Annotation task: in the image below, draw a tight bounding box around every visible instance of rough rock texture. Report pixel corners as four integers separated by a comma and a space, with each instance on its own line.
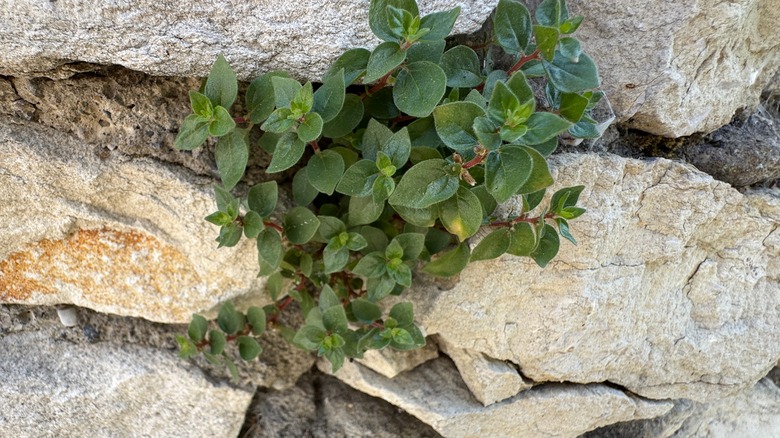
586, 378, 780, 437
356, 339, 439, 378
411, 154, 780, 402
0, 120, 263, 323
244, 371, 442, 437
571, 0, 780, 136
0, 0, 495, 80
320, 357, 673, 438
438, 336, 532, 406
0, 330, 253, 437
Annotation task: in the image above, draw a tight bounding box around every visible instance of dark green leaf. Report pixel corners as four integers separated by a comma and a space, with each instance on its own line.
531, 223, 560, 267
389, 302, 414, 327
247, 307, 266, 336
530, 137, 558, 157
516, 146, 554, 194
367, 274, 396, 301
485, 146, 533, 203
297, 112, 323, 143
322, 305, 349, 333
550, 185, 585, 213
409, 146, 442, 163
536, 0, 567, 27
392, 204, 437, 227
267, 133, 306, 173
306, 150, 344, 195
362, 118, 394, 162
438, 186, 483, 242
471, 185, 498, 218
493, 0, 533, 56
261, 108, 295, 133
189, 91, 213, 117
215, 129, 248, 190
300, 253, 314, 277
364, 87, 400, 120
353, 252, 387, 278
272, 76, 303, 109
257, 228, 283, 272
246, 71, 288, 124
217, 223, 243, 248
381, 127, 411, 168
556, 218, 576, 244
389, 159, 459, 209
359, 226, 389, 254
322, 94, 364, 138
464, 89, 487, 108
482, 69, 509, 101
419, 7, 460, 40
336, 160, 380, 196
217, 302, 244, 335
365, 42, 406, 83
325, 48, 370, 85
284, 207, 320, 244
188, 314, 208, 342
293, 325, 327, 351
422, 242, 470, 277
433, 101, 485, 153
471, 228, 511, 261
524, 189, 547, 211
248, 181, 278, 217
313, 69, 346, 123
348, 195, 385, 226
174, 114, 210, 150
293, 168, 319, 206
369, 0, 419, 42
473, 116, 502, 150
408, 116, 443, 148
518, 112, 571, 145
209, 330, 226, 355
319, 284, 342, 310
543, 51, 600, 93
351, 298, 382, 323
507, 222, 538, 256
393, 61, 447, 118
204, 54, 237, 109
317, 215, 346, 240
214, 185, 236, 214
406, 40, 446, 64
440, 46, 483, 88
559, 92, 589, 123
243, 211, 265, 238
323, 241, 350, 274
237, 336, 262, 361
392, 233, 426, 261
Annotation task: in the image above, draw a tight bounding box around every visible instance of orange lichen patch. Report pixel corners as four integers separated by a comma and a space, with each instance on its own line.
0, 228, 206, 319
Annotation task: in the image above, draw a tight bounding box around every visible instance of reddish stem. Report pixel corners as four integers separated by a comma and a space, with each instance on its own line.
263, 221, 283, 233
233, 116, 249, 124
462, 154, 485, 170
490, 212, 556, 227
310, 140, 321, 153
361, 70, 395, 99
508, 49, 541, 75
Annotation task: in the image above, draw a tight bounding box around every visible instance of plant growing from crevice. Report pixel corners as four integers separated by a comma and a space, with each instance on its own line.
175, 0, 605, 378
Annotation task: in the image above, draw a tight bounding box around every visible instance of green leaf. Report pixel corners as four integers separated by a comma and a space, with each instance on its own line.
358, 226, 389, 254
267, 133, 306, 173
293, 168, 319, 206
323, 241, 350, 274
204, 54, 237, 109
387, 260, 412, 287
543, 51, 600, 93
293, 325, 327, 351
346, 232, 369, 251
351, 298, 382, 323
291, 82, 315, 115
381, 127, 411, 168
248, 181, 278, 217
389, 302, 414, 327
536, 0, 567, 27
482, 70, 509, 101
438, 186, 483, 242
237, 336, 262, 361
533, 25, 559, 61
518, 112, 571, 145
188, 314, 208, 342
406, 40, 446, 64
386, 5, 415, 40
189, 91, 213, 117
174, 114, 210, 150
393, 204, 437, 227
506, 71, 535, 107
209, 106, 235, 137
525, 189, 547, 211
560, 15, 583, 34
317, 216, 347, 240
322, 305, 349, 333
559, 92, 589, 123
322, 94, 364, 138
531, 224, 560, 267
440, 46, 483, 88
422, 242, 470, 277
409, 146, 442, 163
353, 252, 388, 278
319, 284, 342, 310
471, 228, 512, 261
556, 218, 576, 244
473, 116, 502, 150
348, 195, 385, 226
516, 146, 554, 194
362, 118, 394, 162
257, 228, 283, 272
393, 233, 426, 261
176, 335, 197, 359
217, 302, 244, 335
369, 0, 419, 42
419, 7, 460, 40
530, 137, 559, 157
365, 42, 406, 83
215, 129, 248, 190
261, 108, 295, 133
561, 206, 586, 219
336, 160, 380, 197
323, 347, 346, 372
559, 37, 582, 62
272, 76, 303, 108
306, 150, 345, 196
485, 146, 533, 204
224, 356, 240, 382
364, 87, 400, 120
247, 307, 267, 336
217, 223, 243, 248
325, 48, 370, 85
389, 159, 460, 209
471, 185, 498, 218
243, 211, 265, 238
493, 0, 533, 56
488, 81, 527, 126
507, 222, 539, 256
313, 69, 346, 123
367, 274, 396, 301
372, 174, 395, 203
551, 185, 585, 213
209, 330, 226, 355
214, 185, 237, 215
266, 272, 284, 300
393, 61, 446, 118
246, 71, 288, 124
433, 101, 485, 153
297, 112, 323, 143
284, 207, 320, 244
205, 211, 232, 226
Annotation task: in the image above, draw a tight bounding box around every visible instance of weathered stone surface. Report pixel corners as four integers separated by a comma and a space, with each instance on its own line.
245, 371, 441, 437
320, 357, 673, 438
411, 154, 780, 402
438, 336, 532, 406
0, 0, 495, 81
571, 0, 780, 136
0, 330, 253, 437
0, 120, 263, 323
357, 339, 439, 378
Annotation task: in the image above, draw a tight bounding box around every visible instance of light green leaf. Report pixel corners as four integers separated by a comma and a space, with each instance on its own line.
438, 186, 483, 242
284, 207, 320, 244
267, 133, 306, 173
533, 25, 559, 61
297, 112, 323, 143
389, 159, 459, 209
204, 54, 238, 109
507, 222, 539, 256
422, 242, 470, 277
174, 114, 210, 151
322, 304, 349, 333
215, 129, 247, 190
393, 61, 447, 118
433, 101, 485, 153
372, 174, 395, 203
353, 252, 387, 278
440, 46, 483, 88
261, 108, 295, 133
313, 69, 346, 122
189, 91, 213, 117
559, 92, 589, 123
291, 81, 314, 115
381, 127, 411, 168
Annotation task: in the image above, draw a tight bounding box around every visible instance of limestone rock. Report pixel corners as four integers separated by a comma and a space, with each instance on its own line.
438, 336, 532, 406
320, 357, 673, 438
356, 340, 439, 378
0, 330, 253, 437
571, 0, 780, 136
0, 0, 496, 81
0, 120, 263, 323
412, 154, 780, 402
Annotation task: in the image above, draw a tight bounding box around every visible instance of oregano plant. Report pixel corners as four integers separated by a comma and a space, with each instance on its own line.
175, 0, 605, 378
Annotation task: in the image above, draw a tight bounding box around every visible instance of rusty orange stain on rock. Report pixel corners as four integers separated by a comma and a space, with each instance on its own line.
0, 228, 204, 318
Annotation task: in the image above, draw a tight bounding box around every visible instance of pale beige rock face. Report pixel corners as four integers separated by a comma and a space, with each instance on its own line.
357, 340, 439, 378
411, 154, 780, 402
0, 120, 264, 323
0, 331, 253, 437
572, 0, 780, 136
0, 0, 496, 80
320, 357, 673, 438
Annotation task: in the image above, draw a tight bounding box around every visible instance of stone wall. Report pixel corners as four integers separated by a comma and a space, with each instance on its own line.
1, 1, 778, 437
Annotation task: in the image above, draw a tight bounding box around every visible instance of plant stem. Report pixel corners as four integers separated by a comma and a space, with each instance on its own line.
264, 221, 284, 233
508, 49, 540, 75
490, 211, 556, 227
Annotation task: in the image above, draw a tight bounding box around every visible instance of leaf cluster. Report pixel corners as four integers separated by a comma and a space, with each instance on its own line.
176, 0, 602, 374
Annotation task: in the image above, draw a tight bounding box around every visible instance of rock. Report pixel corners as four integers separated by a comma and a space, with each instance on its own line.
320, 357, 673, 438
0, 330, 253, 437
356, 340, 439, 379
0, 0, 496, 81
0, 119, 264, 323
55, 306, 79, 327
245, 371, 441, 437
411, 154, 780, 402
571, 0, 780, 136
437, 336, 532, 406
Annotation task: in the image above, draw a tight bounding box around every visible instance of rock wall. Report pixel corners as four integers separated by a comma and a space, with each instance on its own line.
1, 0, 778, 437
